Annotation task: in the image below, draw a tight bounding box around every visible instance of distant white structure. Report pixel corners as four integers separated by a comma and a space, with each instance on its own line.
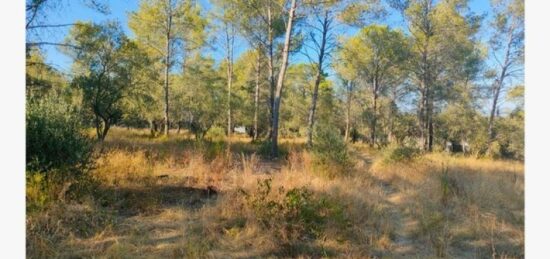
234, 126, 246, 134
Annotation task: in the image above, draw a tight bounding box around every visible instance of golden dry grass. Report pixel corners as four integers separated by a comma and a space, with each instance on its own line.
26, 128, 524, 258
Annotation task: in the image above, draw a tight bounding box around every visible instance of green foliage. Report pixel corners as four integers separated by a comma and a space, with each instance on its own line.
241, 179, 347, 241
129, 0, 206, 60
63, 21, 149, 140
312, 125, 351, 176
26, 48, 67, 100
26, 93, 94, 177
281, 64, 312, 134
489, 111, 524, 160
339, 1, 386, 26
230, 49, 264, 130
175, 54, 225, 139
192, 140, 227, 160
436, 101, 488, 155
381, 144, 421, 164
258, 140, 288, 159
481, 85, 524, 160
26, 173, 55, 212
205, 126, 226, 142
486, 141, 503, 160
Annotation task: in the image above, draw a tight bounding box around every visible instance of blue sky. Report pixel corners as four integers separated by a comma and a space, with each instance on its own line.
34, 0, 493, 72
32, 0, 522, 115
32, 0, 520, 114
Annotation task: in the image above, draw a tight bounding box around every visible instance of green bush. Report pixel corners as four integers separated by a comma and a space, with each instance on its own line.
486, 141, 502, 160
26, 173, 55, 212
26, 93, 94, 178
382, 144, 421, 164
312, 125, 351, 175
258, 140, 289, 158
489, 113, 524, 160
193, 140, 226, 160
205, 126, 226, 142
26, 93, 97, 211
241, 179, 347, 242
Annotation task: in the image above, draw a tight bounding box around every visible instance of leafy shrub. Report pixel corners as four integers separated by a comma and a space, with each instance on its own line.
489, 114, 524, 160
26, 173, 55, 212
312, 125, 351, 176
486, 141, 503, 160
241, 179, 347, 242
26, 93, 94, 178
381, 144, 421, 164
258, 140, 289, 158
194, 140, 226, 160
205, 126, 226, 142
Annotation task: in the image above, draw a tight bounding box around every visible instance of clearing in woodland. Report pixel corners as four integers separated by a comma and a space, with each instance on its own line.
27, 128, 524, 258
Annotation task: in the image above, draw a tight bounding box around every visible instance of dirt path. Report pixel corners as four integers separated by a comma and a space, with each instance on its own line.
351, 148, 423, 258
384, 185, 420, 258
71, 148, 427, 258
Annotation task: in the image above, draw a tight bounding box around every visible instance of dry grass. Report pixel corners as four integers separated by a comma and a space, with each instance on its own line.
27, 128, 524, 258
369, 152, 524, 258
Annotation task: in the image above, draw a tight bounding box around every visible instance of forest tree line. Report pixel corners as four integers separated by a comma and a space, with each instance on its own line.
26, 0, 524, 160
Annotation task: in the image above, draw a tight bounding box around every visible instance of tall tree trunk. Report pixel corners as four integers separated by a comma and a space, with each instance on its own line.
163, 13, 172, 136
306, 69, 322, 147
419, 47, 430, 151
488, 31, 514, 143
306, 10, 329, 147
267, 2, 275, 138
271, 0, 297, 157
423, 85, 431, 151
418, 85, 426, 148
388, 87, 397, 144
225, 25, 234, 137
253, 47, 261, 141
101, 119, 110, 142
370, 77, 378, 147
487, 82, 501, 141
149, 119, 155, 137
427, 92, 433, 151
344, 80, 352, 142
95, 114, 102, 141
388, 112, 394, 143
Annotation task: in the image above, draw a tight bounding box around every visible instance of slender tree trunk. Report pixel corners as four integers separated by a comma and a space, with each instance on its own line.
344, 80, 352, 142
95, 114, 102, 141
149, 119, 155, 137
271, 0, 297, 157
163, 14, 172, 136
370, 77, 378, 147
419, 48, 429, 151
418, 85, 426, 148
267, 2, 275, 138
427, 94, 433, 151
487, 83, 501, 141
253, 47, 261, 141
306, 10, 329, 147
423, 86, 431, 151
388, 88, 397, 144
101, 119, 110, 141
488, 31, 514, 142
424, 68, 433, 151
225, 25, 234, 137
306, 69, 322, 147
